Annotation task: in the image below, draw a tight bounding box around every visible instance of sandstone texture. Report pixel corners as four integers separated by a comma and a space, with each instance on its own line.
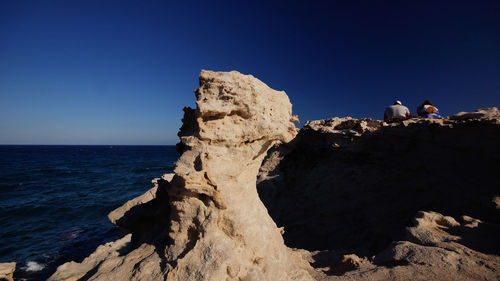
0, 262, 16, 281
163, 70, 310, 281
258, 108, 500, 280
50, 70, 499, 281
50, 70, 311, 281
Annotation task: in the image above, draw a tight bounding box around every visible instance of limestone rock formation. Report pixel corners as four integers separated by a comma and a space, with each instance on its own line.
257, 108, 500, 280
108, 174, 174, 229
0, 262, 16, 281
49, 174, 173, 281
49, 69, 499, 281
50, 70, 311, 281
48, 234, 134, 281
164, 70, 310, 281
449, 107, 499, 120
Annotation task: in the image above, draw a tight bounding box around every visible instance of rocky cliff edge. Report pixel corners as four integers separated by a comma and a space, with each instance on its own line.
50, 71, 500, 281
257, 107, 500, 280
49, 70, 312, 281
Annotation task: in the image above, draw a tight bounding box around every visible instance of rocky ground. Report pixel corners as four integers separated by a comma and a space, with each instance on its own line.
49, 71, 499, 280
258, 108, 500, 280
0, 262, 16, 281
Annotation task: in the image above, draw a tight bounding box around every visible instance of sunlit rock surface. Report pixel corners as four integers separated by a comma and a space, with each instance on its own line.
163, 70, 311, 281
49, 70, 499, 281
0, 262, 16, 281
49, 70, 311, 281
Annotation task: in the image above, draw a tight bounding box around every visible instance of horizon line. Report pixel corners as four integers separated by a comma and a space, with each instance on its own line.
0, 144, 177, 146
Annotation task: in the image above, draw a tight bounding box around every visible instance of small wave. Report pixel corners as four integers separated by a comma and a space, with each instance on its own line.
59, 228, 85, 241
25, 261, 45, 272
0, 183, 21, 189
132, 166, 173, 173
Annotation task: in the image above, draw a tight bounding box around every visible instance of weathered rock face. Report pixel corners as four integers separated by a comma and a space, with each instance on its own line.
49, 70, 499, 281
164, 70, 310, 281
257, 108, 500, 280
0, 262, 16, 281
49, 70, 311, 281
49, 175, 172, 281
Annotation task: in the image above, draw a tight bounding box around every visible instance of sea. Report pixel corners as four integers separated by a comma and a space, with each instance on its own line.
0, 145, 179, 280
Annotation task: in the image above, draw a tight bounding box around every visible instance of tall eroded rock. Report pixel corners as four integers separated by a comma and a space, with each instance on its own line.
48, 72, 499, 280
49, 70, 311, 281
165, 70, 311, 280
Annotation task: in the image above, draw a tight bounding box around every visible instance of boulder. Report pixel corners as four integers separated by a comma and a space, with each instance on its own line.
0, 262, 16, 281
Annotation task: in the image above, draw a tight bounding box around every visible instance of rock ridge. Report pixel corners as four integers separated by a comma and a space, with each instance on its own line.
49, 70, 500, 281
257, 107, 500, 280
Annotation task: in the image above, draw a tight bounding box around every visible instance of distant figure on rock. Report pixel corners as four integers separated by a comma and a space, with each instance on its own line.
417, 100, 441, 118
384, 100, 411, 121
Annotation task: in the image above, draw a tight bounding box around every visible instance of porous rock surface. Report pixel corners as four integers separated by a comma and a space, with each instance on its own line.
0, 262, 16, 281
49, 70, 312, 281
49, 69, 499, 281
258, 108, 500, 280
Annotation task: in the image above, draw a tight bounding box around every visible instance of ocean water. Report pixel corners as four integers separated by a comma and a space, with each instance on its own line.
0, 145, 178, 280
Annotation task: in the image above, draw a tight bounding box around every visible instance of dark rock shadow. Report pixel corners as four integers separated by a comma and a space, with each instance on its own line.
258, 120, 500, 266
310, 251, 361, 276
451, 219, 500, 256
103, 177, 173, 274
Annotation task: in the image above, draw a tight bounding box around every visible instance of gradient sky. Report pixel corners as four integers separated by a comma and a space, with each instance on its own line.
1, 0, 499, 145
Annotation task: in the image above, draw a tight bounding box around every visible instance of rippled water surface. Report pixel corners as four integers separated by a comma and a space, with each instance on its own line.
0, 145, 178, 280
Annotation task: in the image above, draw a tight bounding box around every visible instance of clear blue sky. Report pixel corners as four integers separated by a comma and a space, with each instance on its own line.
1, 0, 499, 145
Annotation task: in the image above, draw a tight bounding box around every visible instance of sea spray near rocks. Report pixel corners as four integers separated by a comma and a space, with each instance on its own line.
25, 261, 45, 272
0, 145, 178, 280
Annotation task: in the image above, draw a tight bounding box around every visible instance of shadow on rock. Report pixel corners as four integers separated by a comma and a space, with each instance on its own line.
258, 117, 500, 259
